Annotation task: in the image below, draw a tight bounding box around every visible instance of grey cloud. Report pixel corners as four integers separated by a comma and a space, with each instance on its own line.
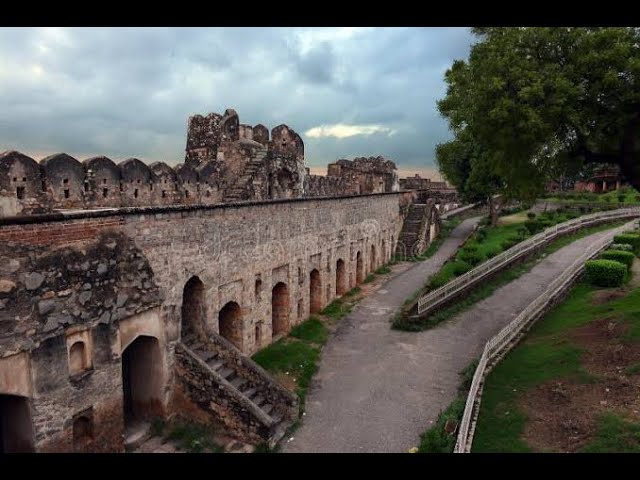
0, 27, 474, 171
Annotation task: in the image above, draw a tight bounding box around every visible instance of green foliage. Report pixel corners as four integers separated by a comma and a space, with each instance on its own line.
624, 363, 640, 376
516, 226, 529, 240
581, 413, 640, 453
438, 27, 640, 198
418, 398, 465, 453
345, 286, 361, 297
452, 260, 473, 275
501, 238, 518, 250
150, 417, 166, 437
585, 259, 627, 287
375, 265, 391, 275
459, 249, 483, 266
524, 219, 542, 235
290, 317, 328, 344
429, 271, 450, 289
610, 243, 634, 252
618, 194, 626, 203
600, 250, 635, 269
167, 422, 223, 453
320, 299, 352, 321
252, 339, 320, 405
363, 274, 376, 283
614, 234, 640, 254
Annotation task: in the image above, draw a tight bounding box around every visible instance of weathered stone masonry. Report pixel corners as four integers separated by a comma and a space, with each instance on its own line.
0, 192, 403, 452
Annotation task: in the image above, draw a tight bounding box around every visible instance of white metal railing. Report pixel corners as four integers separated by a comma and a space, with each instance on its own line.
453, 218, 639, 453
417, 208, 640, 316
441, 203, 479, 219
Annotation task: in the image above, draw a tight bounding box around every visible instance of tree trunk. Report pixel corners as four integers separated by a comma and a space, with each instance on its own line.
489, 195, 498, 226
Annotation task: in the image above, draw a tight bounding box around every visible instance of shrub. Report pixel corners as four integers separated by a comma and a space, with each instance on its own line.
613, 234, 640, 254
524, 219, 542, 235
635, 195, 640, 202
452, 261, 472, 276
459, 249, 483, 266
600, 250, 635, 269
585, 259, 626, 287
610, 243, 633, 252
604, 196, 611, 203
526, 212, 536, 220
429, 272, 450, 289
475, 229, 487, 242
618, 194, 626, 203
539, 219, 554, 229
516, 226, 529, 240
501, 238, 518, 250
485, 246, 502, 259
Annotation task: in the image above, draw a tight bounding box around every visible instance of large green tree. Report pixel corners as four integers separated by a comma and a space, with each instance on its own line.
436, 130, 505, 225
438, 27, 640, 197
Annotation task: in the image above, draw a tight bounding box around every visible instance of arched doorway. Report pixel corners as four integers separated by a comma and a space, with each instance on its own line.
336, 259, 347, 296
356, 251, 364, 284
370, 245, 376, 272
310, 269, 322, 314
181, 276, 206, 340
272, 282, 290, 335
122, 336, 163, 428
218, 302, 242, 349
0, 394, 35, 453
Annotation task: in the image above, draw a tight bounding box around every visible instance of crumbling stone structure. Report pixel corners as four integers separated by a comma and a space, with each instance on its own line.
399, 174, 450, 191
0, 106, 462, 453
1, 191, 425, 452
1, 108, 406, 218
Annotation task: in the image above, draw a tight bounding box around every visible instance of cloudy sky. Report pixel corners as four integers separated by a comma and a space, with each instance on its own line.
0, 27, 474, 178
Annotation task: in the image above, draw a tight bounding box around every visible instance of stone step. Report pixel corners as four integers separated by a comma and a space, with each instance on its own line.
124, 421, 152, 451
198, 350, 218, 362
242, 387, 257, 398
270, 411, 283, 424
182, 334, 196, 345
230, 376, 247, 390
252, 395, 265, 406
268, 422, 289, 448
219, 367, 235, 379
190, 342, 204, 351
261, 403, 274, 415
207, 358, 224, 371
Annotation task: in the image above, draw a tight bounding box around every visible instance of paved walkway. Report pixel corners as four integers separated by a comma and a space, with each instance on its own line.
283, 223, 620, 453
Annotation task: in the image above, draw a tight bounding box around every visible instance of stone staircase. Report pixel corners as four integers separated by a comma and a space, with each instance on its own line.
223, 146, 268, 203
395, 203, 432, 259
176, 332, 297, 448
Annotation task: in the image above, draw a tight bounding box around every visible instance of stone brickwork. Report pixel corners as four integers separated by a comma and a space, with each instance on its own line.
0, 192, 403, 452
1, 108, 409, 217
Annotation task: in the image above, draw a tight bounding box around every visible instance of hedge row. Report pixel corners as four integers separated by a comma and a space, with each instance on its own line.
600, 250, 635, 269
585, 259, 627, 287
613, 234, 640, 254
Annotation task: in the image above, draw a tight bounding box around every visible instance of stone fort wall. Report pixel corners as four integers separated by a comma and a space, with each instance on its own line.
0, 192, 403, 452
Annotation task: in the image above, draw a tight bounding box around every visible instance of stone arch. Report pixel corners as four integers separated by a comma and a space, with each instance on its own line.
181, 276, 206, 340
218, 301, 242, 349
0, 394, 35, 453
272, 282, 290, 336
69, 341, 89, 376
336, 259, 347, 296
356, 251, 364, 284
72, 415, 93, 451
370, 244, 376, 272
310, 269, 322, 314
121, 335, 163, 427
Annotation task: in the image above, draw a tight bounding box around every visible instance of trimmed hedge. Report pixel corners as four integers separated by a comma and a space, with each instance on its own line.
600, 250, 634, 269
585, 259, 627, 287
613, 234, 640, 254
610, 243, 633, 252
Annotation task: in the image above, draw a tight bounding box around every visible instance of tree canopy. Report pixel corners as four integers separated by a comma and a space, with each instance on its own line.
437, 27, 640, 198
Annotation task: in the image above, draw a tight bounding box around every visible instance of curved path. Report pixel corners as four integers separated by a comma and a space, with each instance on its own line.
283, 222, 621, 453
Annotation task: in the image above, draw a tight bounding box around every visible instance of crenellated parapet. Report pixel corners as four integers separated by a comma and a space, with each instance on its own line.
1, 108, 410, 217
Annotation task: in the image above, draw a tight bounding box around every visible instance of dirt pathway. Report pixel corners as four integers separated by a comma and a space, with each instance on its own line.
282, 224, 623, 453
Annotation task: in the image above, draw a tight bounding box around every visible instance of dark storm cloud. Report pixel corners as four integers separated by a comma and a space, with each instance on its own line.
0, 27, 474, 171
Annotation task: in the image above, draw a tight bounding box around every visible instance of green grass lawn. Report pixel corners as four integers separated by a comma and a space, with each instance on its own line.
548, 186, 640, 205
472, 278, 640, 452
